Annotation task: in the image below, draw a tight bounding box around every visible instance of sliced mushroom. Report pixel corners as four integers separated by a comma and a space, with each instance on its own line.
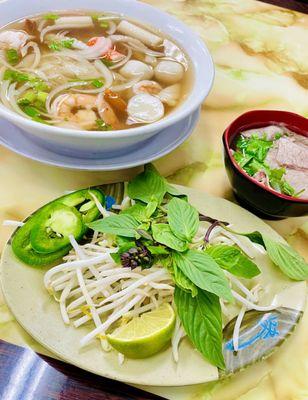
157, 84, 181, 106
154, 60, 184, 85
120, 60, 153, 80
127, 93, 164, 124
132, 80, 162, 95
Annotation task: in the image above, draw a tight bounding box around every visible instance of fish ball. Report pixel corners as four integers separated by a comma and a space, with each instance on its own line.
154, 60, 184, 84
120, 60, 153, 80
127, 94, 164, 123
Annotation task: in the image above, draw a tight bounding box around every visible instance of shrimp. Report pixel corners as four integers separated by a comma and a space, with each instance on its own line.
56, 94, 98, 130
79, 37, 125, 61
0, 30, 29, 50
56, 93, 121, 130
97, 93, 122, 129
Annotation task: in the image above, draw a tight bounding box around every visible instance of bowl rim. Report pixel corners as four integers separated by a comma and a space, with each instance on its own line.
0, 2, 215, 139
223, 109, 308, 204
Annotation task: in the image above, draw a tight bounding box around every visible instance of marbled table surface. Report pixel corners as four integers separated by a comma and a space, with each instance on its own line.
0, 1, 307, 399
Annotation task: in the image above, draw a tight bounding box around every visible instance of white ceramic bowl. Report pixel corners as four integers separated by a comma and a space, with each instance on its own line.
0, 0, 214, 158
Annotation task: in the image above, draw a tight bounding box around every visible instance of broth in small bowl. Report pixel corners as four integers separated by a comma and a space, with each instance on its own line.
0, 0, 214, 158
223, 110, 308, 219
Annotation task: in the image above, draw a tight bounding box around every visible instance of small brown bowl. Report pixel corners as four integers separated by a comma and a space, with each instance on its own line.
223, 110, 308, 219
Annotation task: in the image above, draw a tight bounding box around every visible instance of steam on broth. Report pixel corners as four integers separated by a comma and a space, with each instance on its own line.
0, 11, 192, 131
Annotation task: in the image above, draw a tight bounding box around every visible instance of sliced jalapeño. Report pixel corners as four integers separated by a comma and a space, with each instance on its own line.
30, 203, 84, 254
12, 217, 71, 267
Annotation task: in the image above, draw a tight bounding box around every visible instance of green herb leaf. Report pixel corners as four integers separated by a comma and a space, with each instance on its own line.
96, 119, 112, 131
5, 49, 19, 66
174, 287, 225, 369
268, 168, 295, 197
136, 229, 153, 241
168, 197, 199, 242
172, 263, 198, 297
127, 164, 167, 204
147, 245, 169, 255
87, 214, 139, 238
165, 184, 188, 201
3, 69, 49, 91
224, 227, 265, 247
121, 204, 148, 222
146, 201, 158, 218
101, 59, 114, 67
49, 39, 74, 51
44, 13, 59, 21
262, 235, 308, 281
205, 244, 261, 279
233, 152, 253, 169
173, 250, 233, 301
152, 224, 188, 252
237, 134, 273, 162
48, 41, 61, 51
91, 79, 104, 88
100, 21, 109, 29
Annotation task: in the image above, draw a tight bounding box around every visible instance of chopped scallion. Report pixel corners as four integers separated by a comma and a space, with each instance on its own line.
96, 119, 112, 131
5, 49, 19, 66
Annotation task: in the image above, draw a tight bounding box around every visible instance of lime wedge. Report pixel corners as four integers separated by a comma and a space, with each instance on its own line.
107, 303, 176, 359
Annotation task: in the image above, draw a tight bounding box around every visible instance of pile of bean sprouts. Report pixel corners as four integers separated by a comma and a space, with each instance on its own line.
41, 197, 277, 364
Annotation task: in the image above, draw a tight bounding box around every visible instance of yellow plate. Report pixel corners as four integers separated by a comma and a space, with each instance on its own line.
0, 186, 306, 386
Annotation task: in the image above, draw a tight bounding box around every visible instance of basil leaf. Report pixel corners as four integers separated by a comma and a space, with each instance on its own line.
166, 184, 188, 200
173, 250, 233, 301
127, 164, 167, 204
87, 215, 139, 237
262, 235, 308, 281
147, 245, 169, 255
225, 228, 265, 248
168, 198, 199, 242
172, 263, 198, 297
146, 201, 158, 218
206, 244, 261, 279
152, 224, 188, 252
174, 287, 225, 369
121, 204, 148, 222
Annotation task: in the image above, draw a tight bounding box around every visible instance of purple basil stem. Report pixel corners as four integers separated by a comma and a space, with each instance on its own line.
204, 220, 221, 243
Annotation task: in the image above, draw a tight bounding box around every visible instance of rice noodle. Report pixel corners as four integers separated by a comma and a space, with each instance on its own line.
20, 41, 41, 69
111, 76, 140, 92
231, 290, 277, 311
106, 21, 117, 35
40, 24, 90, 42
110, 34, 164, 57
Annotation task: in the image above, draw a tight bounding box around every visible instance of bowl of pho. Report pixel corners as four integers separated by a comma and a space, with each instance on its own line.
0, 0, 214, 158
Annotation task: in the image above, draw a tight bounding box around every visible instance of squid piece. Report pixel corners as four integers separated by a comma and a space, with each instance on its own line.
127, 93, 164, 124
54, 16, 94, 28
154, 60, 184, 85
157, 84, 181, 106
132, 80, 162, 95
120, 60, 153, 80
116, 20, 162, 48
0, 30, 29, 50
